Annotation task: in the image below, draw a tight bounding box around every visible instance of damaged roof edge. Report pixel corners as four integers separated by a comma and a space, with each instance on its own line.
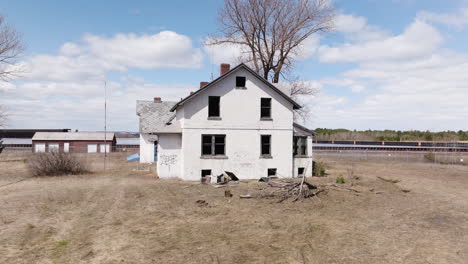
169, 63, 302, 112
293, 123, 315, 136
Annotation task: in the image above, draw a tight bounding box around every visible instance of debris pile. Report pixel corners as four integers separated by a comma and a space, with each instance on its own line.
258, 180, 325, 202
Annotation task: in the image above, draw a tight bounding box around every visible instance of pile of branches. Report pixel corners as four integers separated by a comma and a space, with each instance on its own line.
258, 180, 325, 202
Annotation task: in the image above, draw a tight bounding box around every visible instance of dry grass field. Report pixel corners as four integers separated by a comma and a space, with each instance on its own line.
0, 153, 467, 264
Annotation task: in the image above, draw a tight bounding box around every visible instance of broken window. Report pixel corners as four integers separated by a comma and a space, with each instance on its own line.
201, 170, 211, 177
208, 96, 220, 117
202, 135, 226, 156
261, 135, 271, 156
268, 168, 277, 177
260, 98, 271, 118
298, 167, 305, 176
293, 136, 307, 156
236, 76, 246, 87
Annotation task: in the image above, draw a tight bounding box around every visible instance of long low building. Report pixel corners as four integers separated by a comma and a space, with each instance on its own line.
32, 132, 116, 153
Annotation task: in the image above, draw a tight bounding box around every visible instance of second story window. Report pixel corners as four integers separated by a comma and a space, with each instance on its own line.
261, 98, 271, 119
236, 76, 246, 87
208, 96, 220, 118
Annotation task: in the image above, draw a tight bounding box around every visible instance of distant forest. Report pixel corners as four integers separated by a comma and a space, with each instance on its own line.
314, 129, 468, 142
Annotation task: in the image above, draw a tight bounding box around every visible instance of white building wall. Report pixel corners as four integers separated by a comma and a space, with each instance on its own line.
175, 67, 295, 181
157, 134, 182, 178
181, 128, 293, 181
139, 134, 155, 163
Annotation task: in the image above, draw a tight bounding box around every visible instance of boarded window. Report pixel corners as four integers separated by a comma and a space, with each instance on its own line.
48, 143, 59, 152
202, 135, 226, 156
208, 96, 220, 117
236, 76, 246, 87
261, 135, 271, 156
293, 136, 307, 156
261, 98, 271, 118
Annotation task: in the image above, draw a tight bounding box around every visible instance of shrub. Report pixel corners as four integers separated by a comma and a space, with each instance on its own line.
28, 152, 89, 176
424, 152, 435, 162
336, 176, 345, 184
313, 161, 327, 177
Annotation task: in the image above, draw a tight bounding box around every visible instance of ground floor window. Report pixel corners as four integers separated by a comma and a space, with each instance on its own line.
298, 167, 305, 176
99, 144, 110, 153
294, 136, 307, 156
261, 135, 271, 157
48, 143, 59, 152
201, 135, 225, 156
35, 143, 45, 153
87, 144, 97, 153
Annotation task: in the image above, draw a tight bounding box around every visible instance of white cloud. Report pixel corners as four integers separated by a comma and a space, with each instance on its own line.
417, 8, 468, 30
0, 30, 204, 130
305, 9, 468, 131
334, 13, 389, 42
318, 20, 443, 63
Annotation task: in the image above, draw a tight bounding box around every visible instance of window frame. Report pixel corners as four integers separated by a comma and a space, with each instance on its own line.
260, 98, 272, 119
201, 134, 226, 157
208, 96, 221, 118
293, 136, 308, 156
260, 134, 272, 158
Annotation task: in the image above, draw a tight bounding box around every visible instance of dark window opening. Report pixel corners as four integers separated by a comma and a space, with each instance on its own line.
261, 135, 271, 156
202, 135, 226, 156
236, 76, 246, 87
261, 98, 271, 118
208, 96, 220, 117
298, 167, 305, 176
293, 136, 307, 156
268, 168, 277, 177
201, 170, 211, 177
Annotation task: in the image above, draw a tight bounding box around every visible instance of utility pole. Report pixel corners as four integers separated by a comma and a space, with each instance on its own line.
104, 81, 107, 170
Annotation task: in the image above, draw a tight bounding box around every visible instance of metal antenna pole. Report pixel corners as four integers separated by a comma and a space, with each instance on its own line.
104, 81, 107, 170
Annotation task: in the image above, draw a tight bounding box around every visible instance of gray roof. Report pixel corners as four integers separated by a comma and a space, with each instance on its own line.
32, 132, 115, 141
169, 63, 302, 112
293, 123, 315, 137
116, 137, 139, 145
0, 138, 32, 145
136, 100, 181, 134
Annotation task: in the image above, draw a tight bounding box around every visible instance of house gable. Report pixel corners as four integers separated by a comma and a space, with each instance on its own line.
169, 63, 301, 112
178, 66, 296, 129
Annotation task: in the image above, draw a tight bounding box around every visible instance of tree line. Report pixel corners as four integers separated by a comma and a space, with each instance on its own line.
314, 128, 468, 142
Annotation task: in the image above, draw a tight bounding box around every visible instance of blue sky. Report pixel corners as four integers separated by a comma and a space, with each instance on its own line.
1, 0, 468, 131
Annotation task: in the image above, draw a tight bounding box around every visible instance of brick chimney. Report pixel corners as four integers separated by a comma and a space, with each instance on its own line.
220, 63, 230, 75
153, 97, 161, 103
200, 81, 209, 88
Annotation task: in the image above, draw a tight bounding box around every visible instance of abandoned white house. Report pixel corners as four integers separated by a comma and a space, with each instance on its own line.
136, 63, 313, 181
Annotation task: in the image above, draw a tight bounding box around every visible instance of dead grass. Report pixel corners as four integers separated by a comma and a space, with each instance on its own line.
0, 154, 467, 263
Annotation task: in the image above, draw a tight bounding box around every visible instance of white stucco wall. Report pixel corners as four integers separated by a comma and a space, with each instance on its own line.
175, 67, 296, 181
157, 134, 182, 178
139, 134, 155, 163
181, 129, 293, 181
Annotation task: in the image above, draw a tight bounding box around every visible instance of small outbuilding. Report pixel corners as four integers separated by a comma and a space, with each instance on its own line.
32, 132, 116, 153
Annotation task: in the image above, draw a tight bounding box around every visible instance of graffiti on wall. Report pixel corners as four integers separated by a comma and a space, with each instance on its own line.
160, 154, 178, 166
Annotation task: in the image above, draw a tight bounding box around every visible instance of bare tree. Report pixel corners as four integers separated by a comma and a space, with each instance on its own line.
0, 15, 23, 82
278, 75, 318, 122
210, 0, 334, 83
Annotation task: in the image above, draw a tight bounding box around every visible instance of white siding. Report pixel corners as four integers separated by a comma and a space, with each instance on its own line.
139, 134, 155, 163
